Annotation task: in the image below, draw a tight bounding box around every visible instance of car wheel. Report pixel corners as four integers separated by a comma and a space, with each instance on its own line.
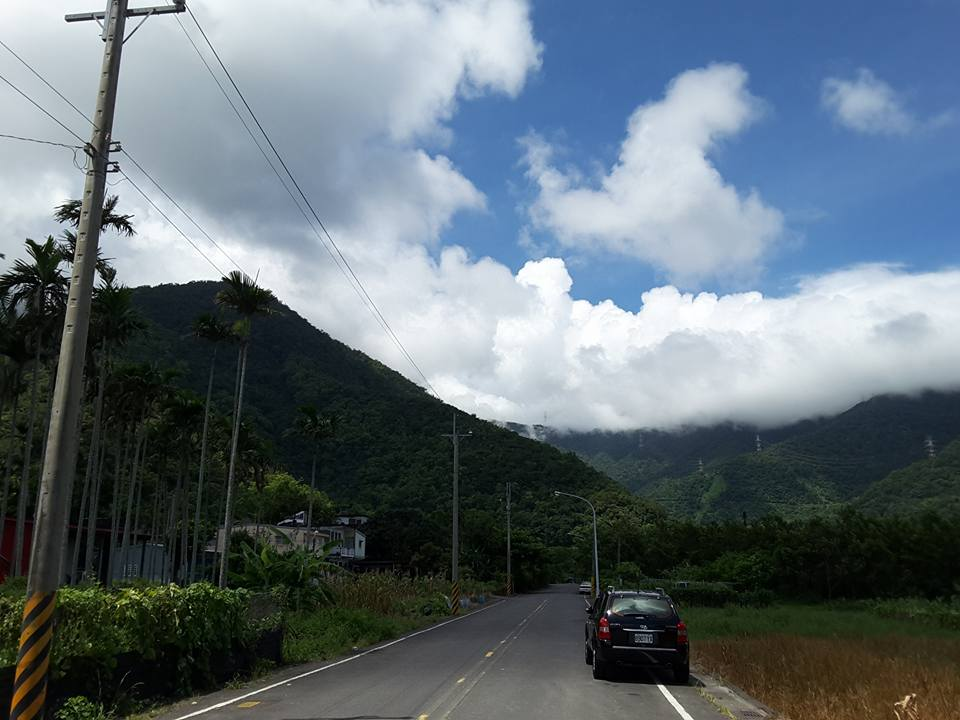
673, 660, 690, 684
591, 647, 607, 680
584, 642, 593, 665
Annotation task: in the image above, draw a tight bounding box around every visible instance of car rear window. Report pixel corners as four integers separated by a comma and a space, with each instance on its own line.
609, 596, 674, 617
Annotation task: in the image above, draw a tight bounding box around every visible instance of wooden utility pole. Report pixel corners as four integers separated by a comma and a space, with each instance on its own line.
9, 4, 185, 719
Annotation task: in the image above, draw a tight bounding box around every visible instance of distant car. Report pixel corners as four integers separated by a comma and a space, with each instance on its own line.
578, 581, 592, 594
584, 589, 689, 683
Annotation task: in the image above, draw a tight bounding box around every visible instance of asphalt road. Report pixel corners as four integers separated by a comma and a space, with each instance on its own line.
161, 584, 727, 720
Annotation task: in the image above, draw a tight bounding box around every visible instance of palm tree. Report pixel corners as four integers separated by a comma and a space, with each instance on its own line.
117, 364, 176, 579
0, 305, 29, 547
53, 195, 136, 236
215, 271, 276, 587
189, 313, 234, 582
158, 390, 204, 582
0, 236, 68, 576
72, 278, 144, 582
293, 405, 336, 530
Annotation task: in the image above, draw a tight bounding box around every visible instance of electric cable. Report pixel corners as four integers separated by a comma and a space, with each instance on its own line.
184, 6, 442, 400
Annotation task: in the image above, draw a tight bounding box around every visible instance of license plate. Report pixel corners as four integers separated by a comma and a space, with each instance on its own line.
633, 632, 655, 645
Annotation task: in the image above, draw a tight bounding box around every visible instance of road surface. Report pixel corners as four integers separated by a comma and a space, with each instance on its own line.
161, 584, 728, 720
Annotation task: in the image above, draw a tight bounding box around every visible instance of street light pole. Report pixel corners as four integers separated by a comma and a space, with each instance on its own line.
554, 490, 600, 600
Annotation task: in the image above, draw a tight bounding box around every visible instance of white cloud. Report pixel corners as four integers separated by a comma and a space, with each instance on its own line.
821, 68, 913, 135
420, 261, 960, 431
521, 63, 784, 284
3, 9, 960, 435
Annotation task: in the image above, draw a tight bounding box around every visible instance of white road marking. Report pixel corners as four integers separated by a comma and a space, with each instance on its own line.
657, 683, 696, 720
170, 599, 507, 720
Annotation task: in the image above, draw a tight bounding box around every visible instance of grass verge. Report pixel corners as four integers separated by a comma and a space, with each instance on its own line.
282, 607, 429, 664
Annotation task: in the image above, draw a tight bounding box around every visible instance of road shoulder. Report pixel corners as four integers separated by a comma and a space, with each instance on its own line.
692, 667, 780, 719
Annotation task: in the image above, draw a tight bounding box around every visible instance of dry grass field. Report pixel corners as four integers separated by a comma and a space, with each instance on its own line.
685, 605, 960, 720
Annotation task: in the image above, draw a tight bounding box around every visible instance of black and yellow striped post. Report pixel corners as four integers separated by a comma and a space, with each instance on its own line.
450, 581, 461, 615
506, 575, 513, 597
10, 592, 56, 720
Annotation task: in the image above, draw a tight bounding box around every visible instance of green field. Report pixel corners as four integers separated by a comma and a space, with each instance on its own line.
684, 601, 960, 641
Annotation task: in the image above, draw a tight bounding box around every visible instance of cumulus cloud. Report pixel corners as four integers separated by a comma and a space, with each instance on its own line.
427, 262, 960, 430
821, 68, 913, 135
521, 63, 784, 284
3, 8, 960, 434
0, 0, 541, 261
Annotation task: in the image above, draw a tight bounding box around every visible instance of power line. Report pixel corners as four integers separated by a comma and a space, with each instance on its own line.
1, 36, 247, 277
0, 132, 81, 149
0, 61, 227, 278
119, 170, 226, 276
0, 37, 98, 129
120, 149, 244, 274
0, 69, 87, 145
184, 5, 442, 400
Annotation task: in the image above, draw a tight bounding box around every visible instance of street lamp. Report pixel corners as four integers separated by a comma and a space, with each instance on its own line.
554, 490, 600, 600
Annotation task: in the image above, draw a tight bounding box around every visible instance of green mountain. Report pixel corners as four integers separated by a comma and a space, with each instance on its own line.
856, 437, 960, 517
125, 281, 634, 583
534, 421, 817, 493
543, 391, 960, 520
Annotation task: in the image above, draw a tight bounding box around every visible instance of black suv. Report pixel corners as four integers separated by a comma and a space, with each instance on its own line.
584, 589, 689, 682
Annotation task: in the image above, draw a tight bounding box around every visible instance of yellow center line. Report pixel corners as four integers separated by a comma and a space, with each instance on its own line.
485, 651, 494, 657
236, 701, 260, 709
418, 715, 429, 720
457, 677, 466, 684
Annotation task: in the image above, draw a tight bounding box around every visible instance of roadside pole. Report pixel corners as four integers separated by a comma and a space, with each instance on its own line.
9, 4, 184, 720
506, 481, 512, 596
443, 414, 470, 614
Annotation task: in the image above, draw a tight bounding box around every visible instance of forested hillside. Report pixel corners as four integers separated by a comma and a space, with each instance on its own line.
126, 281, 639, 586
543, 391, 960, 520
856, 437, 960, 517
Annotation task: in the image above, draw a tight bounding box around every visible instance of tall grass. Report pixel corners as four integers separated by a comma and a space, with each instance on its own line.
695, 635, 960, 720
686, 604, 960, 720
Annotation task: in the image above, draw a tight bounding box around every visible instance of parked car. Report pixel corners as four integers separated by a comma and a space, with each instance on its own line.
578, 580, 592, 594
584, 589, 689, 683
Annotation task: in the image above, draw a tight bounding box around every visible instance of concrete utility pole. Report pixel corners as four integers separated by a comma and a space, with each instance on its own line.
506, 481, 512, 596
9, 4, 184, 720
443, 413, 471, 614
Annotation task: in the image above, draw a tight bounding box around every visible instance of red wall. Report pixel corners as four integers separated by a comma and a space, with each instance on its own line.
0, 516, 33, 582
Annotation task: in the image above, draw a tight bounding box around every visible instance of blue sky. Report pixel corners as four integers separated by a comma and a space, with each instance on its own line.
3, 1, 960, 429
445, 0, 960, 306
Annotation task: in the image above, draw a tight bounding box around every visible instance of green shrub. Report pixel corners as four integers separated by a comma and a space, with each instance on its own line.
54, 696, 111, 720
868, 597, 960, 630
0, 583, 251, 696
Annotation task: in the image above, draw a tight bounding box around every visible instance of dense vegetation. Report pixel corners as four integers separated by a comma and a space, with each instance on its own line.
857, 437, 960, 517
545, 392, 960, 521
0, 197, 630, 592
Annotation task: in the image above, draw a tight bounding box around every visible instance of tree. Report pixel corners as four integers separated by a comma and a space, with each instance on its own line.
0, 305, 29, 548
235, 471, 333, 527
0, 236, 68, 576
53, 195, 136, 236
189, 313, 235, 582
214, 271, 276, 587
73, 276, 144, 582
292, 405, 337, 529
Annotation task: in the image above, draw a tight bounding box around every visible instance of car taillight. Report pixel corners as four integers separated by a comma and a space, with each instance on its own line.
598, 616, 611, 641
677, 621, 688, 645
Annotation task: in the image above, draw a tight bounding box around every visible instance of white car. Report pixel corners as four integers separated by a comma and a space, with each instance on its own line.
578, 581, 592, 595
